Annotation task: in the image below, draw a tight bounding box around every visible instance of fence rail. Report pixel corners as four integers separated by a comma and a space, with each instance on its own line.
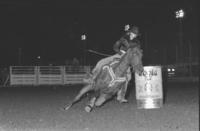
10, 66, 91, 85
8, 62, 199, 86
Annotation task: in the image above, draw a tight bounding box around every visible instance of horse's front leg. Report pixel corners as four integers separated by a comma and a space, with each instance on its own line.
95, 93, 113, 107
85, 93, 111, 112
85, 97, 97, 112
117, 81, 129, 103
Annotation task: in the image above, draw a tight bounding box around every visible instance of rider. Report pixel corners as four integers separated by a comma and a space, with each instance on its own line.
91, 26, 141, 102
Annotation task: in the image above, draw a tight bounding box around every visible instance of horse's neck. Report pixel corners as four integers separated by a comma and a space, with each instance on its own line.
113, 54, 130, 77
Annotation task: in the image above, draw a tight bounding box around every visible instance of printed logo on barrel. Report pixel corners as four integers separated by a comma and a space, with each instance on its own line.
135, 66, 163, 109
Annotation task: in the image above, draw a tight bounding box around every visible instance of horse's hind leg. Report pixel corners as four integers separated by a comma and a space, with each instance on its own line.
64, 84, 93, 110
94, 93, 112, 107
74, 84, 93, 102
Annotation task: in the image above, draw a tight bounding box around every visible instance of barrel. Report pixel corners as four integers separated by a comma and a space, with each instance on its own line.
135, 66, 163, 109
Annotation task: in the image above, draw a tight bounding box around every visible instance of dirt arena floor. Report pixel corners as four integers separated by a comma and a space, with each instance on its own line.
0, 82, 198, 131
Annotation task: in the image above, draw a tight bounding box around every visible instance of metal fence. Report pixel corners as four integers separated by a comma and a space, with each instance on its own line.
10, 66, 91, 86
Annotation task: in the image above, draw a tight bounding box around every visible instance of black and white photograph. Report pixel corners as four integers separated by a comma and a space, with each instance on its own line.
0, 0, 198, 131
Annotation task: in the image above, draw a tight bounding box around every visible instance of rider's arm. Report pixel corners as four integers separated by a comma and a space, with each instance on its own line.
113, 38, 129, 54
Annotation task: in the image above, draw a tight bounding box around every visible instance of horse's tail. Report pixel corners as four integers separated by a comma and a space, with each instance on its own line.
64, 83, 94, 110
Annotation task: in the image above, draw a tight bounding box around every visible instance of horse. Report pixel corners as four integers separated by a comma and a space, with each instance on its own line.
64, 45, 143, 112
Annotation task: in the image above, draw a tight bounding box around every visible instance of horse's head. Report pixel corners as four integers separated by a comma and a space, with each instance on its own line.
127, 45, 144, 75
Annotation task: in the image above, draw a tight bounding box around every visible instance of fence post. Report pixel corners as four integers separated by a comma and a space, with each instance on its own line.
61, 66, 65, 85
35, 66, 39, 85
9, 66, 12, 86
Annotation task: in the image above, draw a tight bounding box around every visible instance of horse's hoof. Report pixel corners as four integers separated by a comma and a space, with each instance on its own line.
118, 99, 128, 103
64, 105, 71, 110
64, 107, 68, 110
85, 105, 92, 112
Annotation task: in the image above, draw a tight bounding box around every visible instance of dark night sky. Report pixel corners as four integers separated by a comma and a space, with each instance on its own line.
0, 0, 198, 67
